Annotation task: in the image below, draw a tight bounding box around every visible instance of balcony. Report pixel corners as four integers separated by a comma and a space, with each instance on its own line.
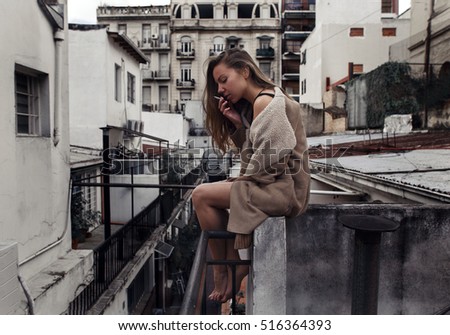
155, 70, 170, 80
176, 49, 195, 59
140, 39, 170, 51
256, 47, 275, 59
97, 5, 171, 18
68, 145, 203, 314
176, 79, 195, 89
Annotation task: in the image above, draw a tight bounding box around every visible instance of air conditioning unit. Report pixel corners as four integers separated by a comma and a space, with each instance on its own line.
134, 120, 141, 132
151, 34, 158, 40
0, 242, 20, 314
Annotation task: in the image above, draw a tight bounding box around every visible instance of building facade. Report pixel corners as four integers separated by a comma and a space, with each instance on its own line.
0, 0, 94, 314
281, 0, 316, 101
69, 24, 148, 149
299, 0, 410, 108
97, 1, 282, 115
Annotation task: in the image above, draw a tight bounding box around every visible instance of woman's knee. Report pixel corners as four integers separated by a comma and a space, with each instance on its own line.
192, 183, 210, 208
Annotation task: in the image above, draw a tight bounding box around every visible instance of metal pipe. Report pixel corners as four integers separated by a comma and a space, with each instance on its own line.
72, 182, 198, 189
179, 231, 209, 314
102, 128, 111, 239
340, 214, 399, 314
53, 29, 64, 146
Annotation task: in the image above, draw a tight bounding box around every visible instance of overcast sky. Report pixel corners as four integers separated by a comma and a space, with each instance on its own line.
68, 0, 411, 24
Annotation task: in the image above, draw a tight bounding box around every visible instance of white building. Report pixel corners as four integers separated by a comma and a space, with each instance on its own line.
69, 24, 148, 150
299, 0, 410, 108
0, 0, 93, 315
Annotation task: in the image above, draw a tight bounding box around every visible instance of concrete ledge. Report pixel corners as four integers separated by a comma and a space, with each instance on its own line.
26, 249, 93, 314
247, 216, 287, 315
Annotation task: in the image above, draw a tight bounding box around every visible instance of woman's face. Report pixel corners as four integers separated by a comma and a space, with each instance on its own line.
212, 62, 248, 104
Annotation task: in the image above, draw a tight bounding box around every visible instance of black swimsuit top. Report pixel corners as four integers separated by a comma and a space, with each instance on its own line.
242, 90, 275, 128
253, 90, 275, 104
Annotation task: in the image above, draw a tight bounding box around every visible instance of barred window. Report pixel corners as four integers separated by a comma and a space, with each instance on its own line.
15, 65, 50, 136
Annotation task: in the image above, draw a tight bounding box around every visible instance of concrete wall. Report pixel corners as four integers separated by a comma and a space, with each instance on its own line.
301, 104, 323, 137
0, 0, 72, 278
251, 204, 450, 315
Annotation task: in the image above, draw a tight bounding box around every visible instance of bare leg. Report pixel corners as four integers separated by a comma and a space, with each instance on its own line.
222, 238, 249, 302
192, 181, 233, 302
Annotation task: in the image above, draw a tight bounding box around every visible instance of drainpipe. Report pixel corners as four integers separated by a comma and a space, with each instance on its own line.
53, 29, 64, 146
423, 0, 435, 129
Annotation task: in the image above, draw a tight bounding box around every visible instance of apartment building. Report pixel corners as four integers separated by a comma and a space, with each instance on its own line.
299, 0, 410, 108
97, 5, 172, 114
281, 0, 316, 101
98, 1, 281, 114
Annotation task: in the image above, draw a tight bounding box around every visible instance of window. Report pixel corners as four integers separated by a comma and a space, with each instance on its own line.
259, 38, 271, 50
142, 24, 151, 46
286, 40, 302, 53
142, 86, 151, 111
213, 36, 225, 53
115, 64, 122, 102
180, 62, 192, 82
180, 36, 193, 54
381, 0, 395, 13
350, 28, 364, 37
127, 72, 136, 104
15, 65, 50, 136
259, 61, 271, 80
72, 170, 99, 214
180, 91, 191, 112
118, 24, 127, 35
382, 28, 397, 36
353, 64, 364, 73
160, 24, 169, 46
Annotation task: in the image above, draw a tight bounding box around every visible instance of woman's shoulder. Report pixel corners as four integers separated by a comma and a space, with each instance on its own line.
253, 88, 276, 119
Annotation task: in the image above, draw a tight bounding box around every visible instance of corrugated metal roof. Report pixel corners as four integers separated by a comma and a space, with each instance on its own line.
311, 149, 450, 196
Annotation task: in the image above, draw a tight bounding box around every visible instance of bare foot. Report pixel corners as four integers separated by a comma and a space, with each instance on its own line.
209, 268, 228, 302
221, 265, 249, 303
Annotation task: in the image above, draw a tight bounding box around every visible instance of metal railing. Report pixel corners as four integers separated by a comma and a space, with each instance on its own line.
68, 166, 202, 314
68, 198, 160, 315
180, 230, 251, 315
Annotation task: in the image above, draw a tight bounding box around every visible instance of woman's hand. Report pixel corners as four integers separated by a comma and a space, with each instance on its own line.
218, 97, 243, 129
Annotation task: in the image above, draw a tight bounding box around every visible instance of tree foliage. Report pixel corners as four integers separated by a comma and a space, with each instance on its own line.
364, 62, 419, 128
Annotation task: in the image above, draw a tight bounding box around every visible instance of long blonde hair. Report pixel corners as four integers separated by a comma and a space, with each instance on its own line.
202, 48, 275, 152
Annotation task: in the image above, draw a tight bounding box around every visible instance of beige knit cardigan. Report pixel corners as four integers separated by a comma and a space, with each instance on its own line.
228, 87, 311, 249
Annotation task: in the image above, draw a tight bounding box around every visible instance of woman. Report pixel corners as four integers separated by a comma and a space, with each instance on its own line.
192, 48, 310, 303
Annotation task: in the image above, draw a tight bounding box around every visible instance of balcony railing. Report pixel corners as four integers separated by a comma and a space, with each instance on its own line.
176, 49, 195, 58
68, 168, 201, 315
180, 230, 251, 315
97, 6, 171, 17
256, 47, 275, 58
176, 79, 195, 89
68, 198, 160, 315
